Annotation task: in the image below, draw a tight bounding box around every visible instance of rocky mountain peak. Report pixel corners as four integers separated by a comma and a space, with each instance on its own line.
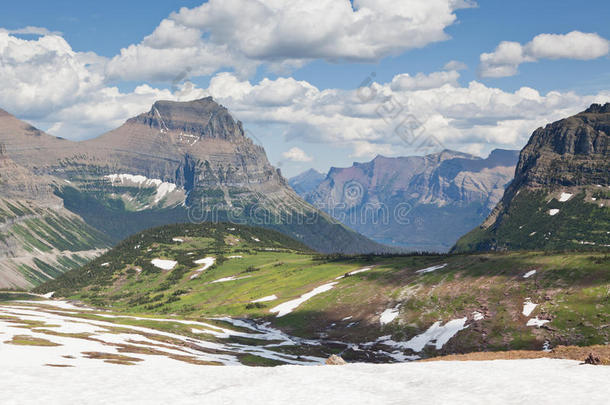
511, 103, 609, 190
128, 97, 244, 141
454, 105, 610, 253
584, 102, 610, 114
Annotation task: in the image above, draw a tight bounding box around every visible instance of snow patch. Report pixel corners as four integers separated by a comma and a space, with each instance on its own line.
336, 266, 373, 279
381, 318, 468, 352
472, 311, 484, 321
558, 192, 573, 202
151, 259, 177, 271
380, 307, 400, 325
211, 276, 251, 284
527, 317, 550, 327
523, 270, 537, 279
251, 295, 278, 303
270, 283, 338, 317
105, 173, 178, 203
190, 257, 216, 279
415, 263, 448, 274
522, 299, 537, 317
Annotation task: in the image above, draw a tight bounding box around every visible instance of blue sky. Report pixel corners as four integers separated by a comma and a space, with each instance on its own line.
1, 0, 609, 176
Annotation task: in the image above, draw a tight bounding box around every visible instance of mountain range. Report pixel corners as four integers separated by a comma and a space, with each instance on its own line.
291, 149, 520, 252
0, 98, 386, 288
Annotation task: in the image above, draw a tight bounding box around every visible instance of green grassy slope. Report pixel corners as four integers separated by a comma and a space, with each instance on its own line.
35, 223, 610, 359
453, 190, 610, 252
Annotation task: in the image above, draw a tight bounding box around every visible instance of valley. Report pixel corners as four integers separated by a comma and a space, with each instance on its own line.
1, 3, 609, 403
28, 223, 609, 362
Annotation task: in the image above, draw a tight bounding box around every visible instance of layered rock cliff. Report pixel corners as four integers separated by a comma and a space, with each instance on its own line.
0, 98, 385, 260
453, 103, 610, 252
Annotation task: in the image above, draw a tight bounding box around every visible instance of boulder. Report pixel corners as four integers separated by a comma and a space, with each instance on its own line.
325, 355, 347, 365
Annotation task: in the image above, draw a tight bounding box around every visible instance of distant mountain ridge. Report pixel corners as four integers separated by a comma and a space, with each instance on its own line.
288, 169, 325, 196
292, 148, 520, 252
454, 103, 610, 252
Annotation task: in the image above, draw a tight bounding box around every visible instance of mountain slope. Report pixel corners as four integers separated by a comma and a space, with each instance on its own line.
0, 99, 385, 255
0, 143, 110, 289
34, 222, 609, 360
453, 103, 610, 252
299, 149, 519, 252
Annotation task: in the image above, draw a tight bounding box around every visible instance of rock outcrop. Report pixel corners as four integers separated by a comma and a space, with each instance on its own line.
453, 103, 610, 252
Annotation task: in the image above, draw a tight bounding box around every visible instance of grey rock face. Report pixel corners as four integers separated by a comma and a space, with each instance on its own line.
453, 103, 610, 253
0, 99, 384, 254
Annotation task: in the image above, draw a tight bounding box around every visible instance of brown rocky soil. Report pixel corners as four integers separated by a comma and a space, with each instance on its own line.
422, 345, 610, 365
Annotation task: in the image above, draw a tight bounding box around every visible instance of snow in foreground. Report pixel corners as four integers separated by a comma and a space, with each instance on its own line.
522, 299, 537, 317
1, 358, 607, 405
523, 270, 537, 278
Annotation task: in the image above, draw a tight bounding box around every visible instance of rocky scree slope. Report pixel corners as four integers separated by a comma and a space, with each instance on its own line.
0, 142, 110, 289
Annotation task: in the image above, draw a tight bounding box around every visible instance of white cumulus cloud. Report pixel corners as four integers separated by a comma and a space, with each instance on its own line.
283, 147, 313, 162
203, 71, 610, 160
443, 60, 468, 71
480, 31, 609, 78
106, 0, 476, 81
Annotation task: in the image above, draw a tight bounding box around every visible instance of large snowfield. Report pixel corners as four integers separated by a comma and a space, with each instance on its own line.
1, 300, 608, 404
1, 356, 608, 404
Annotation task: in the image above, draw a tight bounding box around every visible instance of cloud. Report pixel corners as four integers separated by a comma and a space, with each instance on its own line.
390, 71, 460, 91
0, 26, 62, 36
480, 31, 609, 78
0, 32, 106, 118
204, 71, 610, 160
1, 29, 607, 161
0, 31, 206, 139
443, 60, 468, 71
282, 147, 313, 162
106, 0, 476, 81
